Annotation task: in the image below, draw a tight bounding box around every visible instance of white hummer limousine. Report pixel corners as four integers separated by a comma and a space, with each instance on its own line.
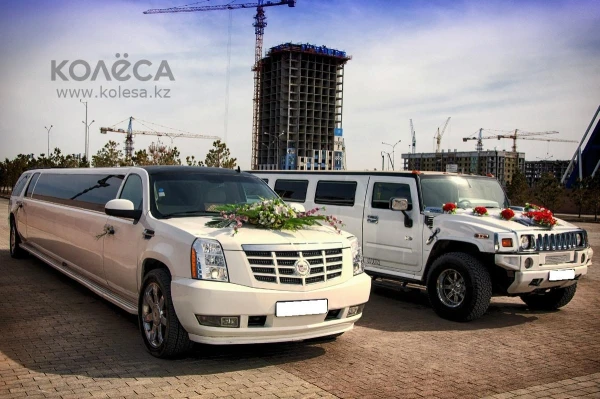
253, 170, 593, 321
8, 166, 371, 358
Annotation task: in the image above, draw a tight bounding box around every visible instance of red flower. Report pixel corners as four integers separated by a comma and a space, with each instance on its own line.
524, 209, 557, 227
442, 203, 457, 214
500, 208, 515, 221
473, 206, 488, 216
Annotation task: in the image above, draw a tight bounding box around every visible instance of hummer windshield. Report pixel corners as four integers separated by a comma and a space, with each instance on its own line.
420, 175, 510, 210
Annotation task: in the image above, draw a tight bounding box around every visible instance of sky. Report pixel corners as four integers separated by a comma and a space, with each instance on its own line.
0, 0, 599, 170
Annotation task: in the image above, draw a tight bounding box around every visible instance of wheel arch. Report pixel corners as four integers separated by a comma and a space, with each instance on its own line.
140, 257, 172, 290
423, 240, 488, 283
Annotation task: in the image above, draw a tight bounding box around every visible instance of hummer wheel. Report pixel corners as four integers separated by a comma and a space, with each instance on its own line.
426, 252, 492, 322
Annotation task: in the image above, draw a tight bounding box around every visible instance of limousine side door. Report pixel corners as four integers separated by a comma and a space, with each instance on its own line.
362, 178, 423, 276
103, 173, 145, 302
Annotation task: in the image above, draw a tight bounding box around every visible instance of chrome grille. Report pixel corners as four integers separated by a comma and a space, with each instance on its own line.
245, 247, 344, 285
534, 232, 584, 251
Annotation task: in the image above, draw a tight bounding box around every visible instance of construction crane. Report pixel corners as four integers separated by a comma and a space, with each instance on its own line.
434, 117, 451, 153
100, 117, 220, 159
496, 129, 559, 152
410, 119, 416, 154
462, 130, 574, 152
144, 1, 296, 170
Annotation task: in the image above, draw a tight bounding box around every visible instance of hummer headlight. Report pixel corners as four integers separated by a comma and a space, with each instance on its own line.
348, 236, 364, 276
520, 235, 533, 250
191, 238, 229, 282
576, 233, 583, 246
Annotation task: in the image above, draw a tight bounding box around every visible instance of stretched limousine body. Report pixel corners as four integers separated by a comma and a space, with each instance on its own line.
8, 166, 371, 357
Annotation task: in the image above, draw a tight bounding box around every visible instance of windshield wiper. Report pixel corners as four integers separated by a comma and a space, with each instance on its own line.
161, 211, 217, 218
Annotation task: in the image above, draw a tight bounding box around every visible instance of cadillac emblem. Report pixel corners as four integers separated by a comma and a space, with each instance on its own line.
294, 259, 310, 276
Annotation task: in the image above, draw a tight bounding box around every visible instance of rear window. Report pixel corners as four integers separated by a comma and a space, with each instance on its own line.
274, 179, 308, 202
32, 173, 125, 212
315, 181, 357, 206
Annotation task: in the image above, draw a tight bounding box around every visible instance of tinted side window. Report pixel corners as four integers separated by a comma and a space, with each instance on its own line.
274, 179, 308, 202
119, 174, 143, 210
12, 174, 29, 197
25, 173, 40, 197
372, 182, 412, 210
33, 173, 125, 212
315, 181, 357, 206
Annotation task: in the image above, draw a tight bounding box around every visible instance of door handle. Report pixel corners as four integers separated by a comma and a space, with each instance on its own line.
367, 215, 379, 224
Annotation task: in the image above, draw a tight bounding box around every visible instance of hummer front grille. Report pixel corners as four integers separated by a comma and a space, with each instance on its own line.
534, 232, 585, 251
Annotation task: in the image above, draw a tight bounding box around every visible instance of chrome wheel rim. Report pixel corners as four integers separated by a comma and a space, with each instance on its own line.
10, 224, 16, 254
142, 282, 167, 348
437, 269, 466, 308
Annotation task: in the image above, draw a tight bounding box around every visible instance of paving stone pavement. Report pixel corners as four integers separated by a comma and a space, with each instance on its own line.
1, 198, 599, 398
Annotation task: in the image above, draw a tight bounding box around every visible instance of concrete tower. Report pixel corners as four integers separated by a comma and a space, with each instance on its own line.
255, 43, 351, 170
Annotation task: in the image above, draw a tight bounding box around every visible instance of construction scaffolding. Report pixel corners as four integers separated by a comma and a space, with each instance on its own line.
254, 43, 351, 170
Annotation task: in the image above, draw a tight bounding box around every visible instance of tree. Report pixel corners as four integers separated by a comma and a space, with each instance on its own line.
147, 142, 181, 165
533, 172, 564, 211
185, 155, 204, 167
570, 177, 590, 218
203, 140, 237, 169
92, 141, 125, 167
506, 169, 529, 206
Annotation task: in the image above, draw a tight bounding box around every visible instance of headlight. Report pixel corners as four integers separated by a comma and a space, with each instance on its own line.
191, 238, 229, 282
576, 233, 583, 246
348, 236, 364, 276
520, 235, 534, 250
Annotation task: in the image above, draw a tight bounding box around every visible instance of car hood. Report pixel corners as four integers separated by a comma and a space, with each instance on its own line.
430, 208, 581, 233
160, 216, 351, 251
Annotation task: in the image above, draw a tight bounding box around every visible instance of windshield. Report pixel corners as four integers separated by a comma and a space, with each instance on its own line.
421, 176, 509, 210
149, 172, 278, 218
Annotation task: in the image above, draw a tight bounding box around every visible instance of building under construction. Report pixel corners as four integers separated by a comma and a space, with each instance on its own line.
254, 43, 351, 170
401, 150, 525, 187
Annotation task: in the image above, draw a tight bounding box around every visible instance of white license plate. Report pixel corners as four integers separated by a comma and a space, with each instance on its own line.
275, 299, 328, 317
548, 269, 575, 281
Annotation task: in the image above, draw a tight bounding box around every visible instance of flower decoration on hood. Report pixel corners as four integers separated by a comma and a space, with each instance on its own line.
205, 198, 344, 234
499, 208, 515, 221
472, 206, 488, 216
442, 203, 457, 214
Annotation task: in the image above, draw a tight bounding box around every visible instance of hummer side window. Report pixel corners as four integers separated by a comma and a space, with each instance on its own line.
371, 182, 412, 210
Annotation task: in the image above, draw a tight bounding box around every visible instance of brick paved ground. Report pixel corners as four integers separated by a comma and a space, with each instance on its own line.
1, 198, 599, 399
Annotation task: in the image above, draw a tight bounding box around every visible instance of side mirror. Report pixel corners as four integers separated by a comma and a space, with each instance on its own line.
105, 199, 142, 220
288, 202, 305, 213
390, 197, 413, 228
390, 198, 409, 211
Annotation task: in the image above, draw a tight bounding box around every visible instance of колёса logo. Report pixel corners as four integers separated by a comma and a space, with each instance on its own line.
51, 53, 174, 82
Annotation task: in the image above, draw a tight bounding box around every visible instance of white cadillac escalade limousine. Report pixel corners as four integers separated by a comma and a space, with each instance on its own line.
8, 166, 371, 358
253, 170, 593, 321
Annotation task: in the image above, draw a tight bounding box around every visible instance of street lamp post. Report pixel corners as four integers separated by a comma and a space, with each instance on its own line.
382, 140, 401, 170
80, 100, 89, 162
44, 125, 53, 157
82, 119, 95, 164
264, 132, 284, 169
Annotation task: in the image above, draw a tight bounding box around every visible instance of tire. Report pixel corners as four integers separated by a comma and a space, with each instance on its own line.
520, 284, 577, 310
9, 219, 27, 259
138, 269, 193, 358
426, 252, 492, 322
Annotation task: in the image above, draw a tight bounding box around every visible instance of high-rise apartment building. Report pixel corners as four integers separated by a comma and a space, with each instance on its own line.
254, 43, 351, 170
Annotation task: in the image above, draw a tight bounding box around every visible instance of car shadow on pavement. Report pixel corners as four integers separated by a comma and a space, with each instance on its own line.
0, 250, 327, 379
359, 280, 540, 332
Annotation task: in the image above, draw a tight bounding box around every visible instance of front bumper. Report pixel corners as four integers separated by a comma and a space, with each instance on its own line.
495, 247, 592, 294
171, 273, 372, 345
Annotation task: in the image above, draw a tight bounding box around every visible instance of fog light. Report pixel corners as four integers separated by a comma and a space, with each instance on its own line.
196, 315, 240, 328
524, 258, 534, 269
347, 304, 365, 317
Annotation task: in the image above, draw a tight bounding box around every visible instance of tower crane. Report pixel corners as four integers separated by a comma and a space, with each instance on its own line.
434, 117, 451, 153
100, 117, 220, 159
410, 119, 416, 154
144, 1, 297, 170
462, 130, 574, 152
